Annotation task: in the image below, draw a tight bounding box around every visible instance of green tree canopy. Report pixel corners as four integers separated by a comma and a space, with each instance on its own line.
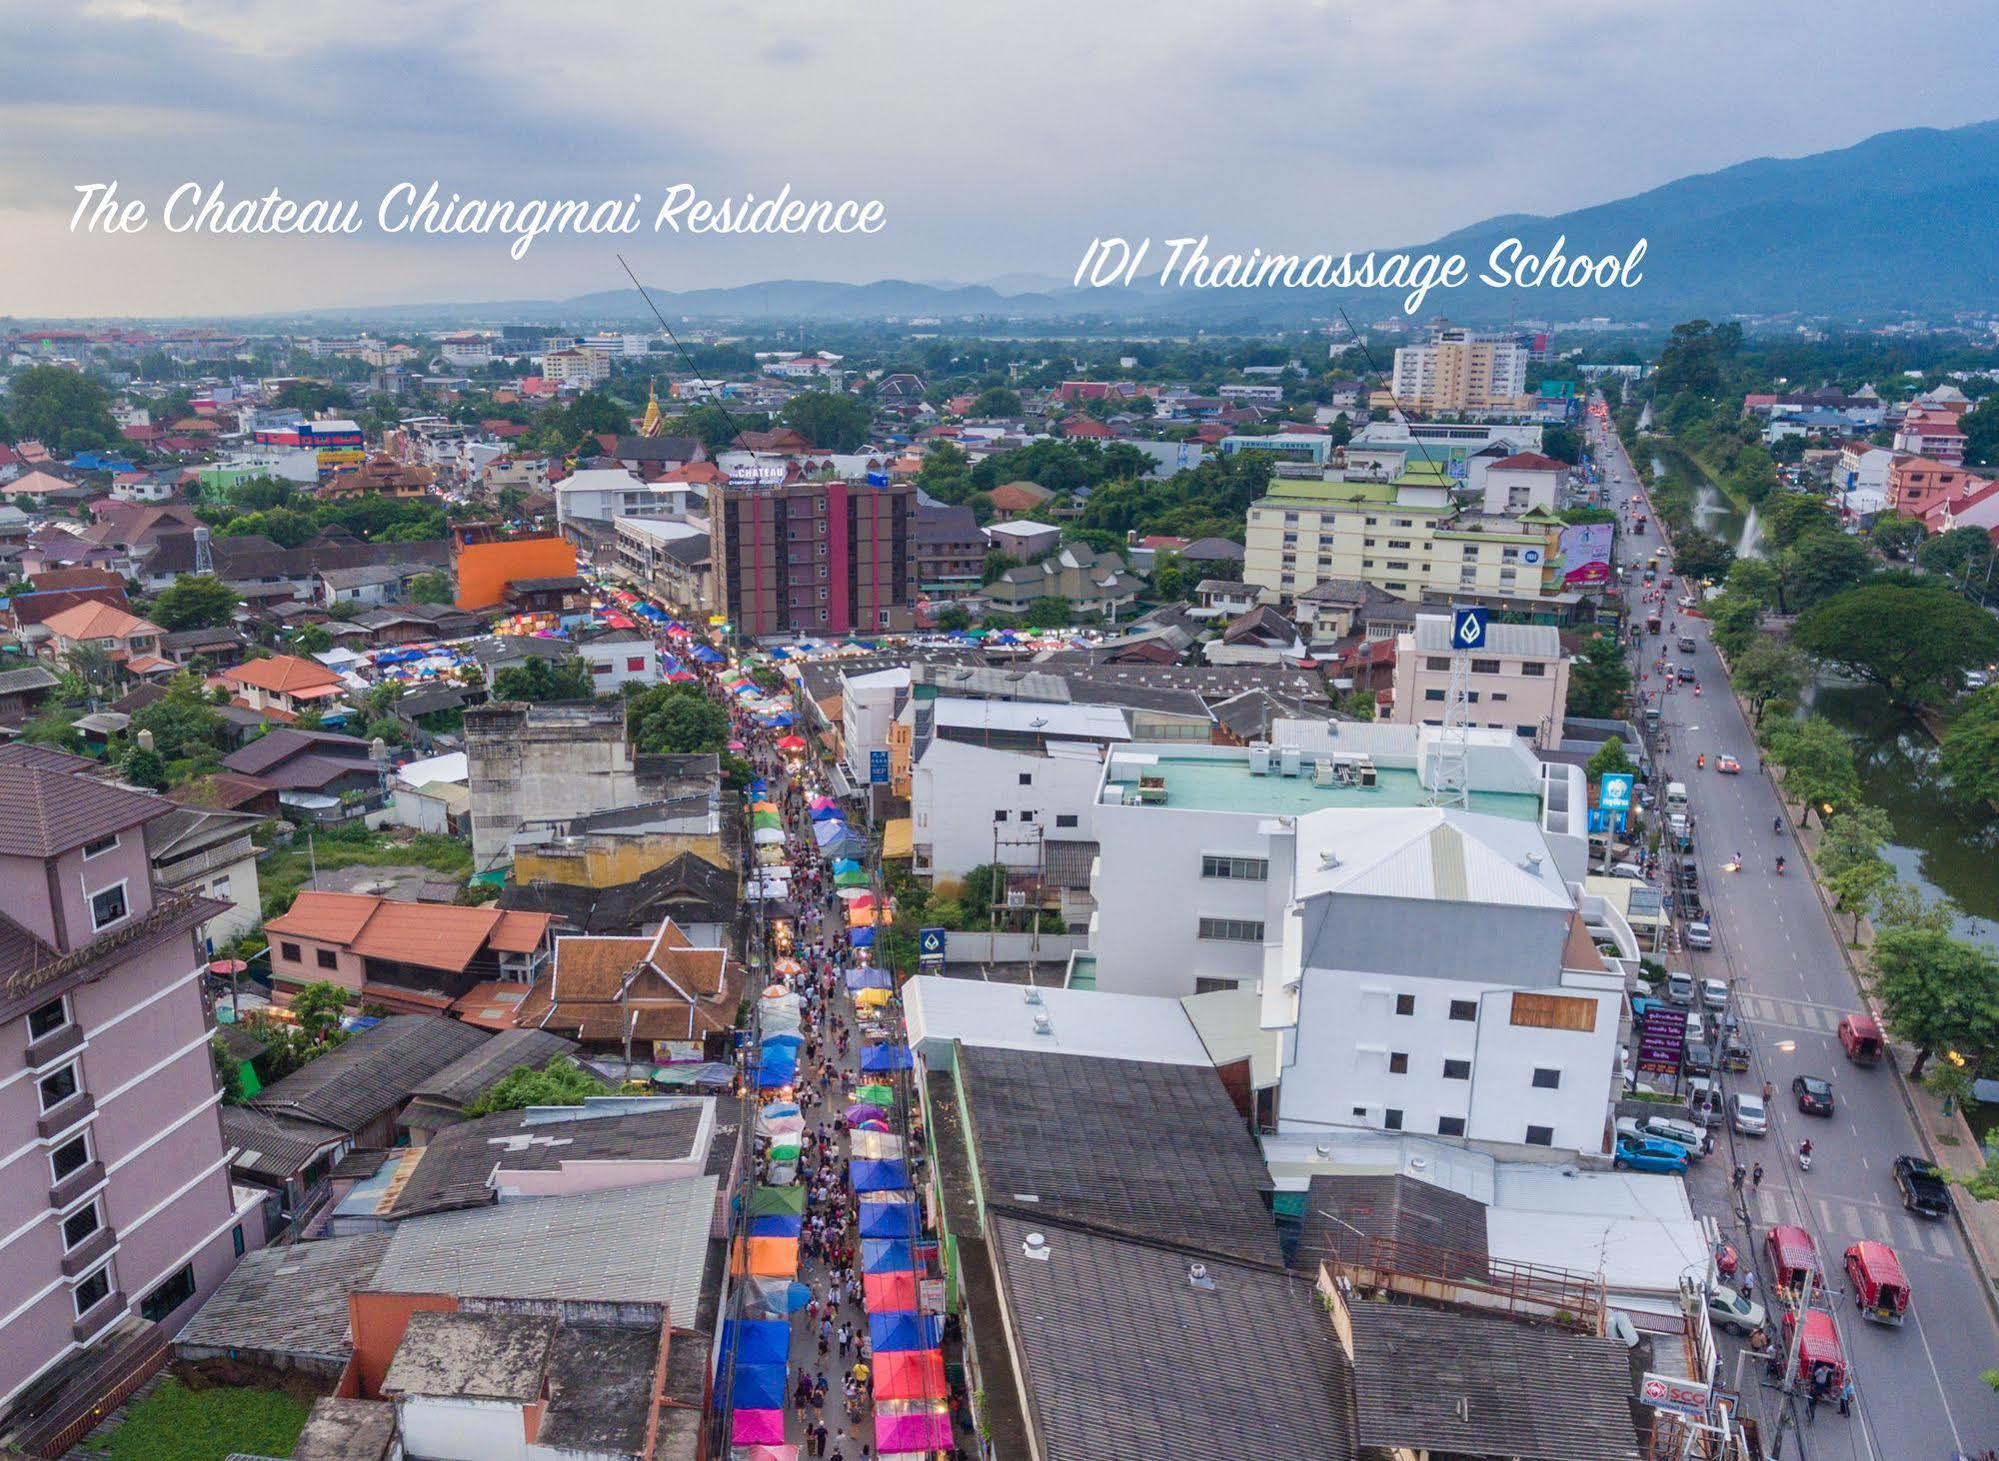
1672, 531, 1736, 584
1023, 597, 1072, 629
120, 743, 168, 791
1586, 738, 1633, 780
466, 1057, 609, 1116
1942, 685, 1999, 806
1566, 630, 1632, 719
151, 573, 241, 631
1916, 524, 1995, 596
780, 391, 874, 452
1731, 638, 1809, 724
3, 365, 122, 453
1722, 556, 1781, 609
970, 387, 1023, 417
627, 683, 729, 755
1868, 925, 1999, 1078
1762, 714, 1859, 827
1870, 514, 1927, 561
130, 672, 224, 763
408, 570, 454, 605
492, 656, 596, 703
1778, 530, 1873, 613
1793, 584, 1999, 707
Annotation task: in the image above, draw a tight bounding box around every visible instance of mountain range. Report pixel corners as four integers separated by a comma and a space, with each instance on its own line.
303, 119, 1999, 330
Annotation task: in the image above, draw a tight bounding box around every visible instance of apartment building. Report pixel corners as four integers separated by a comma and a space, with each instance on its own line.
1386, 614, 1572, 748
710, 478, 916, 638
1892, 406, 1967, 465
542, 348, 608, 387
0, 767, 259, 1426
614, 515, 712, 621
1390, 326, 1531, 415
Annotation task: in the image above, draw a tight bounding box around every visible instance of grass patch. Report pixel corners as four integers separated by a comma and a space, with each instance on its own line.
80, 1379, 308, 1461
257, 823, 472, 920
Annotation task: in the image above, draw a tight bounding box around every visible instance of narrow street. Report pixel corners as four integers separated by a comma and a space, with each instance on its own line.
1594, 410, 1999, 1459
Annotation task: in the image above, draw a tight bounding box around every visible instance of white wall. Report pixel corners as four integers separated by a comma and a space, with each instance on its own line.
397, 1395, 527, 1461
840, 672, 906, 785
578, 639, 660, 692
912, 737, 1109, 882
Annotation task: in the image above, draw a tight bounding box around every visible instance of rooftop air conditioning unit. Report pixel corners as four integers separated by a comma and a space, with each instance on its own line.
1032, 1012, 1054, 1036
1247, 744, 1273, 776
1279, 745, 1302, 777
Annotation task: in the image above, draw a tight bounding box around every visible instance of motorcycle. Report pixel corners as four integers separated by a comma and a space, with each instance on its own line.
1776, 857, 1786, 876
1798, 1141, 1813, 1172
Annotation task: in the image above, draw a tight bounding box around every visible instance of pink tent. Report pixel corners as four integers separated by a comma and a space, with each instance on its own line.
875, 1407, 953, 1451
742, 1448, 799, 1461
731, 1408, 787, 1446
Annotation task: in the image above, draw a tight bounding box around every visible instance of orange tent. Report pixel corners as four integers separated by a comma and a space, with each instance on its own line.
872, 1348, 947, 1401
731, 1236, 801, 1277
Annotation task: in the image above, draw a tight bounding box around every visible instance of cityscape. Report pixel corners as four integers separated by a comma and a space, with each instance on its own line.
7, 8, 1999, 1461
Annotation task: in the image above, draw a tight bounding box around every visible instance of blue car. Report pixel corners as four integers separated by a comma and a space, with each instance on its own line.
1614, 1135, 1690, 1174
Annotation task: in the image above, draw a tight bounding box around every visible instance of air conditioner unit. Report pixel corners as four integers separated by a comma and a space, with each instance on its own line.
1247, 744, 1273, 776
1278, 745, 1302, 777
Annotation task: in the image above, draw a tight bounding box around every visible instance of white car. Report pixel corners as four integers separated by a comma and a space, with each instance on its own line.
1700, 976, 1729, 1010
1609, 861, 1647, 881
1730, 1092, 1768, 1136
1707, 1288, 1768, 1336
1684, 921, 1714, 951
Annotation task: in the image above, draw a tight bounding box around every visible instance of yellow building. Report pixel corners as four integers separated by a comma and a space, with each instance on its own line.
1390, 326, 1532, 415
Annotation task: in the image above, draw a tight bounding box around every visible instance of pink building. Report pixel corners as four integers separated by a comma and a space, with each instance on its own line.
0, 764, 260, 1442
1892, 407, 1967, 466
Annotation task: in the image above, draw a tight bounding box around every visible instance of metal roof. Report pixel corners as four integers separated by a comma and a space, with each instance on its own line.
1413, 613, 1563, 658
251, 1015, 489, 1134
174, 1232, 389, 1368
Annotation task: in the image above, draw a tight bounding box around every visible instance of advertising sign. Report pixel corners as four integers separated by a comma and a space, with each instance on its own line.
1558, 521, 1615, 587
1599, 772, 1634, 812
1640, 1372, 1711, 1419
918, 927, 947, 967
870, 749, 890, 785
1450, 605, 1488, 651
1638, 1004, 1689, 1075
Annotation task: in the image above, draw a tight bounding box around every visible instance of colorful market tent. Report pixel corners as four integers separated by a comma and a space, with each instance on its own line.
876, 1408, 953, 1452
741, 1277, 812, 1319
731, 1235, 801, 1277
730, 1409, 786, 1446
748, 1185, 806, 1217
861, 1238, 917, 1274
849, 926, 875, 949
854, 1083, 896, 1106
753, 827, 786, 846
739, 1448, 799, 1461
844, 1103, 887, 1125
777, 734, 808, 753
810, 804, 846, 822
835, 867, 870, 889
721, 1318, 791, 1366
862, 1271, 920, 1311
810, 795, 838, 811
869, 1311, 944, 1352
872, 1349, 947, 1402
690, 643, 726, 664
851, 1158, 911, 1193
858, 1196, 921, 1239
728, 1363, 788, 1409
859, 1044, 914, 1073
848, 1130, 904, 1160
845, 967, 894, 991
748, 1213, 803, 1238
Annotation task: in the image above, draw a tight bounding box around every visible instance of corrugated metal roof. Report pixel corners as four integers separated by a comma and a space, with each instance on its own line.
1413, 614, 1562, 658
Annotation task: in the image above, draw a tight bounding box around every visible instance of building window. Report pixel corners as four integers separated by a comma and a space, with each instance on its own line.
38, 1063, 79, 1112
1196, 917, 1264, 942
1449, 999, 1477, 1021
1394, 993, 1416, 1016
28, 997, 69, 1042
1200, 855, 1269, 881
232, 1224, 246, 1258
315, 949, 338, 970
61, 1201, 101, 1252
89, 883, 129, 932
1471, 659, 1500, 674
1524, 1125, 1555, 1147
1532, 1067, 1562, 1089
1438, 1115, 1467, 1137
1519, 661, 1546, 677
1443, 1058, 1471, 1080
81, 834, 119, 860
1194, 977, 1239, 995
1019, 810, 1035, 823
1511, 992, 1596, 1032
50, 1134, 90, 1184
1383, 1109, 1404, 1131
73, 1265, 112, 1318
279, 942, 301, 963
993, 810, 1008, 823
626, 657, 646, 673
1018, 772, 1033, 786
1425, 657, 1451, 671
1424, 689, 1446, 702
1055, 814, 1078, 829
1388, 1052, 1409, 1074
140, 1264, 197, 1324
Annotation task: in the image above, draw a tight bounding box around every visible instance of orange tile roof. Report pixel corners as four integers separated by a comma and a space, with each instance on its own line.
41, 600, 163, 642
489, 910, 555, 954
224, 654, 343, 694
265, 890, 381, 945
266, 891, 546, 974
448, 980, 534, 1031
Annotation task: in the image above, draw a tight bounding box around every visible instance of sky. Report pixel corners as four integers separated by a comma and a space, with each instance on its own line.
6, 0, 1999, 319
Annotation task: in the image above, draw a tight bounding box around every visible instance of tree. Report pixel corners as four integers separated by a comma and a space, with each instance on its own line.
677, 404, 763, 455
1760, 493, 1839, 551
1762, 715, 1858, 827
1541, 424, 1580, 464
1942, 686, 1999, 806
1706, 591, 1763, 660
130, 673, 223, 762
1963, 399, 1999, 469
151, 574, 240, 631
970, 387, 1022, 418
3, 365, 121, 453
1778, 531, 1873, 612
1828, 858, 1892, 942
1586, 738, 1633, 781
465, 1057, 608, 1116
1566, 630, 1632, 718
1868, 926, 1999, 1078
1794, 584, 1999, 707
292, 623, 334, 656
1819, 803, 1895, 941
492, 656, 596, 703
1722, 556, 1781, 609
1873, 881, 1959, 934
626, 683, 729, 755
1870, 514, 1927, 561
120, 743, 168, 791
289, 981, 351, 1044
1732, 639, 1808, 724
408, 570, 454, 605
1917, 524, 1996, 596
932, 605, 972, 632
1023, 597, 1072, 629
780, 392, 873, 452
1672, 532, 1735, 584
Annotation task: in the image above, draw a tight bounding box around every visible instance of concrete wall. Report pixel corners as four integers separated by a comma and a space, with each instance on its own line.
465, 704, 642, 871
934, 931, 1088, 968
911, 737, 1109, 882
511, 830, 727, 889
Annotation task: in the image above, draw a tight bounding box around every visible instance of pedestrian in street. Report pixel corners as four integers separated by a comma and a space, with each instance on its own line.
1839, 1379, 1853, 1417
1731, 1163, 1746, 1191
1739, 1270, 1754, 1301
1805, 1386, 1820, 1424
1751, 1162, 1764, 1191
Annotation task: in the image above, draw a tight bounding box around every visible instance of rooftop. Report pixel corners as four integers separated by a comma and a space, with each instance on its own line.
252, 1015, 490, 1134
382, 1310, 553, 1402
1103, 752, 1542, 821
174, 1232, 389, 1370
904, 976, 1216, 1065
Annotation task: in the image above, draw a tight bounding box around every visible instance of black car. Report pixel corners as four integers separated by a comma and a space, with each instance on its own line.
1678, 859, 1700, 891
1894, 1154, 1954, 1218
1792, 1075, 1834, 1115
1683, 1043, 1715, 1078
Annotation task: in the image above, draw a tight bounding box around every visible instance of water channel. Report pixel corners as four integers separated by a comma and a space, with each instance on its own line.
1649, 446, 1762, 558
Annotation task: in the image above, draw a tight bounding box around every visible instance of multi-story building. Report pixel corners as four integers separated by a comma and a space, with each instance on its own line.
436, 335, 492, 368
1885, 455, 1989, 521
614, 516, 712, 620
1386, 613, 1572, 748
542, 348, 608, 387
914, 503, 985, 601
1892, 406, 1967, 465
710, 478, 915, 638
1390, 326, 1531, 415
0, 766, 260, 1425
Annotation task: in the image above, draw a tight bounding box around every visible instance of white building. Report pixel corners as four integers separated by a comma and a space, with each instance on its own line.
910, 698, 1131, 882
1219, 383, 1284, 404
385, 751, 470, 836
840, 666, 909, 790
543, 347, 608, 386
1832, 443, 1894, 521
1479, 452, 1570, 515
437, 335, 492, 368
556, 466, 677, 527
574, 626, 661, 692
1387, 614, 1572, 749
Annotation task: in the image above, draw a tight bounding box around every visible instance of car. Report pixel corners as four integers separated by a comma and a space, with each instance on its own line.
1684, 920, 1714, 951
1609, 861, 1647, 881
1893, 1155, 1954, 1218
1665, 971, 1697, 1005
1699, 976, 1729, 1011
1716, 754, 1741, 774
1678, 858, 1700, 891
1792, 1075, 1835, 1116
1730, 1092, 1769, 1136
1634, 1114, 1707, 1155
1677, 665, 1696, 683
1687, 1075, 1723, 1128
1706, 1288, 1768, 1336
1615, 1135, 1690, 1174
1682, 1042, 1715, 1078
1684, 1009, 1707, 1046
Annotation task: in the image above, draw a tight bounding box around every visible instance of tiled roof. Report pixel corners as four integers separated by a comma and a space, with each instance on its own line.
224, 654, 342, 694
266, 891, 549, 974
958, 1045, 1280, 1266
222, 728, 373, 777
516, 920, 739, 1044
1292, 1173, 1489, 1279
219, 1105, 347, 1181
252, 1015, 489, 1134
0, 764, 168, 857
40, 599, 163, 642
990, 1213, 1355, 1459
174, 1232, 389, 1368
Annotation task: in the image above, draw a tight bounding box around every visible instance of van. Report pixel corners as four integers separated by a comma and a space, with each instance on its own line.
1666, 971, 1697, 1005
1665, 781, 1689, 811
1677, 634, 1697, 654
1838, 1013, 1884, 1066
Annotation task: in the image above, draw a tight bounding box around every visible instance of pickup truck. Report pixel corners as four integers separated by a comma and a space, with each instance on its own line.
1893, 1154, 1954, 1218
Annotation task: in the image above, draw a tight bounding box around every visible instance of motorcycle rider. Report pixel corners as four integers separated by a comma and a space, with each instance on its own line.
1773, 816, 1782, 834
1777, 856, 1787, 875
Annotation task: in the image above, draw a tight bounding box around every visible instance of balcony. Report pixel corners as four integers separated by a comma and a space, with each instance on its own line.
38, 1091, 96, 1141
26, 1022, 85, 1069
48, 1160, 105, 1211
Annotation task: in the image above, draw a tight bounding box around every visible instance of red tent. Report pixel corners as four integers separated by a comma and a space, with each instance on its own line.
872, 1348, 946, 1401
863, 1271, 919, 1311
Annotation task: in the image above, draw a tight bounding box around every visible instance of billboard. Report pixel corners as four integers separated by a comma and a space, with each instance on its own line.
1558, 521, 1615, 587
1637, 1004, 1689, 1075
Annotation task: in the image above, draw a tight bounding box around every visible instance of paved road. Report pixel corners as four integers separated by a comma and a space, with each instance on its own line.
1591, 411, 1999, 1458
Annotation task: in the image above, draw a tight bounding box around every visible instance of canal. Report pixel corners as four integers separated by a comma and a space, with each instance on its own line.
1809, 680, 1999, 952
1649, 446, 1763, 559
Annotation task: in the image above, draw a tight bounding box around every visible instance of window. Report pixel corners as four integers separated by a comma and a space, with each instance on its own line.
1532, 1067, 1562, 1090
231, 1224, 246, 1258
1201, 855, 1269, 881
1019, 810, 1035, 823
1517, 725, 1537, 739
1055, 814, 1078, 829
140, 1264, 197, 1324
1524, 1125, 1555, 1147
1519, 661, 1546, 677
1425, 657, 1452, 671
315, 948, 338, 970
626, 657, 646, 673
61, 1201, 101, 1253
1443, 1058, 1471, 1080
993, 810, 1008, 823
82, 834, 119, 860
1424, 688, 1446, 702
38, 1063, 79, 1112
28, 997, 68, 1042
1383, 1108, 1404, 1131
1016, 772, 1034, 787
73, 1265, 112, 1317
1511, 992, 1596, 1032
1388, 1052, 1409, 1074
1196, 917, 1264, 942
50, 1135, 90, 1184
89, 883, 128, 931
1394, 993, 1416, 1016
209, 875, 232, 902
1438, 1115, 1467, 1137
1471, 659, 1500, 674
278, 942, 301, 963
1490, 692, 1508, 703
1194, 977, 1239, 995
1448, 999, 1477, 1022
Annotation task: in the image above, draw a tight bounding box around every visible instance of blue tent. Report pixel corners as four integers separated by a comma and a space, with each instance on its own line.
727, 1363, 788, 1409
849, 927, 875, 949
859, 1044, 914, 1073
753, 1061, 797, 1089
810, 806, 846, 823
690, 644, 726, 664
832, 858, 863, 876
765, 712, 796, 728
851, 1159, 910, 1193
761, 1031, 804, 1049
845, 967, 893, 992
721, 1318, 791, 1366
822, 830, 868, 860
858, 1197, 920, 1239
812, 820, 853, 848
749, 1213, 803, 1238
869, 1311, 943, 1353
749, 781, 769, 798
862, 1238, 917, 1273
